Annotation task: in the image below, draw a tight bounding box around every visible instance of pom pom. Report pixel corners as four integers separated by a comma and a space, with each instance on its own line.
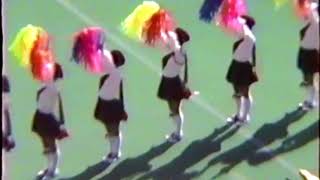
199, 0, 224, 23
71, 27, 109, 74
30, 31, 56, 82
9, 24, 43, 67
219, 0, 248, 32
294, 0, 312, 18
143, 9, 176, 45
121, 1, 160, 40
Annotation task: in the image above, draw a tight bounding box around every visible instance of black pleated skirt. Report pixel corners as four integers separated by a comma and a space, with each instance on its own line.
226, 60, 258, 86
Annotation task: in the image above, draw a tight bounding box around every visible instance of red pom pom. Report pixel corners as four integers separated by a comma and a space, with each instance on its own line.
295, 0, 312, 18
30, 31, 56, 82
143, 9, 176, 46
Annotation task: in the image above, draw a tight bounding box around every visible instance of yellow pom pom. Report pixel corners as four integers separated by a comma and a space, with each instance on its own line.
121, 1, 160, 40
9, 24, 44, 67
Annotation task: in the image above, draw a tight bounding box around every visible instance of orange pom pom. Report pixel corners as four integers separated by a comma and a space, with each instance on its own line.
143, 9, 176, 46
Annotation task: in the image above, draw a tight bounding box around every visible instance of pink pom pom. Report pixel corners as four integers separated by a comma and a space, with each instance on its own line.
219, 0, 248, 33
294, 0, 312, 19
72, 27, 109, 74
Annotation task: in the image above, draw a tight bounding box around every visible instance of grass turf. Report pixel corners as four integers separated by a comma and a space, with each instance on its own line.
3, 0, 319, 179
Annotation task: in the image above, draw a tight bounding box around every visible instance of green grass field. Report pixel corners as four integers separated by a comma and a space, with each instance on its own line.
3, 0, 319, 179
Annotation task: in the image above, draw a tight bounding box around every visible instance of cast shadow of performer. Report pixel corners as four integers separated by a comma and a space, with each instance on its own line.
97, 141, 173, 180
138, 123, 240, 180
191, 107, 307, 179
248, 120, 319, 166
58, 161, 111, 180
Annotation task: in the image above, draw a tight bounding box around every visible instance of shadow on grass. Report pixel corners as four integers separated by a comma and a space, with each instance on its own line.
189, 107, 308, 179
97, 141, 174, 180
247, 120, 319, 165
137, 123, 240, 180
59, 161, 111, 180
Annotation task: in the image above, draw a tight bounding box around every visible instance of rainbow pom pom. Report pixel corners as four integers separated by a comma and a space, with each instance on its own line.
121, 1, 176, 46
121, 1, 160, 40
9, 24, 44, 67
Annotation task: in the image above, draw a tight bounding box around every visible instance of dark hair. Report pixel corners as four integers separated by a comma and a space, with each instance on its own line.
175, 27, 190, 45
54, 63, 63, 80
241, 15, 256, 29
111, 50, 125, 67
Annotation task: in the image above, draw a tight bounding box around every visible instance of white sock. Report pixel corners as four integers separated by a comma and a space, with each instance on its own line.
47, 150, 59, 173
116, 132, 122, 156
108, 136, 118, 154
172, 114, 183, 136
235, 97, 241, 117
311, 86, 319, 106
306, 86, 315, 103
239, 97, 246, 119
243, 96, 252, 120
2, 150, 7, 180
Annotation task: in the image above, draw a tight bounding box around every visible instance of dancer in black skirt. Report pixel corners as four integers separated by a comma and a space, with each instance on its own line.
2, 71, 15, 180
157, 27, 193, 143
2, 75, 15, 152
296, 0, 319, 110
32, 63, 69, 179
94, 50, 127, 163
226, 15, 258, 124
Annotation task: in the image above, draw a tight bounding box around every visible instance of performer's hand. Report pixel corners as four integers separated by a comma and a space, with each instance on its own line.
58, 125, 69, 139
5, 135, 15, 152
123, 112, 128, 121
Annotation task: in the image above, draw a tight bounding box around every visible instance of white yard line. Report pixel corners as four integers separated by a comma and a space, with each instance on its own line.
54, 0, 299, 176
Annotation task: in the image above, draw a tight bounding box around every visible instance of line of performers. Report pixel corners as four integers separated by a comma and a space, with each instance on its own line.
2, 0, 319, 179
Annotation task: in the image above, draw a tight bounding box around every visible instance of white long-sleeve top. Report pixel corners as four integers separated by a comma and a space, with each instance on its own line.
37, 83, 59, 114
98, 68, 122, 100
162, 49, 186, 78
233, 28, 256, 63
301, 14, 319, 50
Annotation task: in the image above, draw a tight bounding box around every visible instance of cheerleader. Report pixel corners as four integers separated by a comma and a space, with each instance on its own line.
94, 49, 127, 163
296, 0, 319, 110
32, 62, 69, 179
225, 15, 258, 124
71, 27, 127, 163
121, 2, 196, 143
2, 73, 15, 180
2, 74, 15, 152
9, 25, 69, 179
157, 27, 192, 143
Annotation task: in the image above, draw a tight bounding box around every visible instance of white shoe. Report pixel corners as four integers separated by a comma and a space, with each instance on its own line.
166, 132, 182, 143
299, 101, 316, 111
103, 152, 121, 163
235, 115, 250, 126
36, 169, 48, 179
226, 115, 240, 123
42, 169, 59, 180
